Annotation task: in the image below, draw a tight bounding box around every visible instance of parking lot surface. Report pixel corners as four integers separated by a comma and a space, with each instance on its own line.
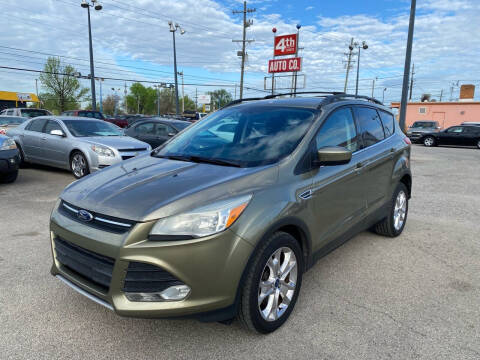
1, 145, 479, 360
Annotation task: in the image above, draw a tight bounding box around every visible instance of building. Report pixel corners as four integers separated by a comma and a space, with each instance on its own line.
391, 84, 480, 129
0, 91, 40, 111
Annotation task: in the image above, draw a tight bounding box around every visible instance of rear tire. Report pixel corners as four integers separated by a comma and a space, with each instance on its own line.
70, 151, 90, 179
423, 136, 436, 147
237, 232, 303, 334
1, 170, 18, 183
16, 143, 28, 168
373, 183, 409, 237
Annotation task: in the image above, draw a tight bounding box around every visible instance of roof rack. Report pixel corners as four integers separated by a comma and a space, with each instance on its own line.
320, 93, 384, 106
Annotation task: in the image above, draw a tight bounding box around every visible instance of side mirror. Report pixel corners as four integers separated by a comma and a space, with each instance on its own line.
50, 129, 65, 137
315, 146, 352, 166
168, 132, 176, 137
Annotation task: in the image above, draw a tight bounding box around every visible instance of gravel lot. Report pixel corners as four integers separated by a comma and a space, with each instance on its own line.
1, 145, 479, 360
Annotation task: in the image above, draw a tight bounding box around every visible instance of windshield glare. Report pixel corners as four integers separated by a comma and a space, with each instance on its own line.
412, 121, 436, 128
154, 106, 316, 167
63, 120, 124, 137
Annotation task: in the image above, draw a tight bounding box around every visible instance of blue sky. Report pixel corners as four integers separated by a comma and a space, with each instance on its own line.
1, 0, 479, 105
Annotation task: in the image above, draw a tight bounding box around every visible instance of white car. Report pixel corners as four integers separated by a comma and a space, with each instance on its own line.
0, 108, 52, 118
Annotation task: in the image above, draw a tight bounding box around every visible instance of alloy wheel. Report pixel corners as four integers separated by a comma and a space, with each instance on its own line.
393, 190, 407, 231
424, 137, 434, 147
258, 247, 297, 322
71, 154, 87, 178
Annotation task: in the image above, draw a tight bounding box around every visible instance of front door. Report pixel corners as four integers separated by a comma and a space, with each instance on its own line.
441, 126, 464, 145
310, 106, 366, 252
42, 120, 69, 167
22, 118, 47, 161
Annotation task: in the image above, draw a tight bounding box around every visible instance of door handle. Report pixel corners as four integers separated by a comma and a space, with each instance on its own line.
354, 162, 364, 173
41, 137, 47, 140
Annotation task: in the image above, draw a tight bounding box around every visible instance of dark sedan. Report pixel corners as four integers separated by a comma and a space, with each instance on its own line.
0, 135, 20, 183
124, 118, 191, 148
420, 125, 480, 149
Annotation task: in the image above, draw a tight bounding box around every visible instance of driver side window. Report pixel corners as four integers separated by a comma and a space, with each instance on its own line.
316, 107, 360, 152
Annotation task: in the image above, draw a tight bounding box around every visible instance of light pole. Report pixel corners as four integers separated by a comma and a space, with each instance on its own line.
177, 71, 184, 113
382, 87, 387, 103
98, 78, 103, 113
169, 21, 185, 115
81, 0, 102, 110
111, 87, 120, 116
355, 41, 368, 96
154, 85, 161, 116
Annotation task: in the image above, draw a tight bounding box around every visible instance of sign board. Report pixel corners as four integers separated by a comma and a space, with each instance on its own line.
268, 57, 302, 73
197, 94, 211, 104
17, 93, 33, 101
204, 104, 211, 112
274, 34, 298, 56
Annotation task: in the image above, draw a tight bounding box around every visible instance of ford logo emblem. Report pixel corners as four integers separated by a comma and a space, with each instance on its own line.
77, 209, 94, 222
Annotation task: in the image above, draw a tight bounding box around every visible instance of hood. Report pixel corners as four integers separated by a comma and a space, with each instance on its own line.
60, 155, 278, 222
81, 136, 149, 149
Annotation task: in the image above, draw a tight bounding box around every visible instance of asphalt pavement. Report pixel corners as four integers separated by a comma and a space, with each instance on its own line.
0, 145, 479, 360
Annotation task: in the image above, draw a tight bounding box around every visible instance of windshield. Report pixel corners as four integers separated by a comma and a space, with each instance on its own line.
412, 121, 436, 128
20, 109, 50, 118
63, 120, 124, 137
0, 116, 25, 125
153, 106, 316, 167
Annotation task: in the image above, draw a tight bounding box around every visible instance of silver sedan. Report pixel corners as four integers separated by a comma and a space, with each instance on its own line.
7, 116, 151, 178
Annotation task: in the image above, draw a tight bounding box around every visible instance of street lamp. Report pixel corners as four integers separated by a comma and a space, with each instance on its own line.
354, 41, 368, 96
169, 21, 185, 115
111, 87, 120, 116
382, 87, 387, 103
81, 0, 102, 110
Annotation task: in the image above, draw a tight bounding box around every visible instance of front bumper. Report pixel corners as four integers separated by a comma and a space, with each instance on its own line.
49, 203, 253, 319
89, 149, 151, 173
0, 149, 20, 174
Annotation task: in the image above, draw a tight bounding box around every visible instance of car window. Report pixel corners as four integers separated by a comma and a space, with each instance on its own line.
20, 109, 50, 118
155, 124, 172, 136
135, 122, 155, 134
378, 110, 395, 137
217, 123, 237, 132
464, 126, 480, 134
355, 107, 385, 147
446, 127, 463, 133
27, 118, 47, 132
6, 110, 14, 116
412, 121, 437, 129
0, 116, 25, 125
316, 107, 360, 152
63, 120, 123, 137
44, 120, 63, 134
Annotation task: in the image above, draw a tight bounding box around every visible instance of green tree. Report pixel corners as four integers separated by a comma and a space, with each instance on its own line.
102, 95, 116, 116
208, 89, 233, 109
39, 57, 88, 113
182, 95, 196, 111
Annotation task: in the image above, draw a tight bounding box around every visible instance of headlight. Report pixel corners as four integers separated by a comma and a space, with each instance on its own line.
91, 144, 115, 157
149, 194, 252, 239
0, 138, 17, 150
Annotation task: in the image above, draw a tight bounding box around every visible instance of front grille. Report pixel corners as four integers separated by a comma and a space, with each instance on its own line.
59, 200, 136, 234
122, 262, 183, 293
121, 155, 134, 161
117, 148, 147, 152
54, 237, 115, 292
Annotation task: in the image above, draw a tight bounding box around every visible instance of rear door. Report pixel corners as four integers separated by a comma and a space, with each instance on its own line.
353, 106, 393, 215
42, 120, 69, 166
441, 126, 464, 145
22, 118, 47, 161
132, 122, 157, 147
153, 123, 175, 147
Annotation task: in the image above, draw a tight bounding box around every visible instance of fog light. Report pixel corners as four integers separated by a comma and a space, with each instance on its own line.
125, 285, 191, 302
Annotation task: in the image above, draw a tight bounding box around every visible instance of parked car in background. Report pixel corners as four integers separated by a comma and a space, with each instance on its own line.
461, 122, 480, 126
104, 116, 128, 128
0, 115, 27, 135
421, 125, 480, 148
49, 93, 412, 333
0, 134, 20, 183
0, 108, 52, 118
8, 116, 151, 178
406, 120, 441, 143
61, 110, 105, 120
124, 117, 191, 148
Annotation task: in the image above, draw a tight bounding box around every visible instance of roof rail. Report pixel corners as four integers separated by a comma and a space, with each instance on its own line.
321, 94, 384, 106
263, 91, 345, 99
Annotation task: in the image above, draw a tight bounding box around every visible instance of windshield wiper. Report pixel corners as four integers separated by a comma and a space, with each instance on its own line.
154, 154, 242, 167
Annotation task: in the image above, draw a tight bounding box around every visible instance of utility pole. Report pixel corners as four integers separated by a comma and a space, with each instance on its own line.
233, 1, 255, 100
35, 79, 39, 108
439, 89, 443, 102
371, 77, 376, 98
234, 84, 237, 100
195, 88, 198, 110
177, 71, 184, 113
355, 41, 368, 96
168, 21, 185, 115
124, 82, 127, 113
409, 63, 415, 101
344, 38, 355, 93
98, 78, 103, 113
399, 0, 416, 132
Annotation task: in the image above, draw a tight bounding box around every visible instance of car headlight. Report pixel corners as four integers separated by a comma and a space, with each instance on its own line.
0, 138, 17, 150
91, 144, 115, 157
149, 194, 252, 240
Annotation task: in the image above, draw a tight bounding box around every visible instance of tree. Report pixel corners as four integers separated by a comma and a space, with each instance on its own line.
39, 57, 88, 113
208, 89, 233, 109
102, 95, 116, 116
182, 95, 196, 111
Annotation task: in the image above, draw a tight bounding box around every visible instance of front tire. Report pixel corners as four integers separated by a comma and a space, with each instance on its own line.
1, 170, 18, 183
423, 136, 436, 147
238, 232, 304, 333
70, 151, 90, 179
373, 183, 409, 237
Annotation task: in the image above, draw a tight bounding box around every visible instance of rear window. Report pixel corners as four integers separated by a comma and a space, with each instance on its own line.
78, 111, 104, 120
411, 121, 437, 128
378, 110, 395, 137
0, 116, 25, 125
20, 109, 50, 118
355, 107, 385, 147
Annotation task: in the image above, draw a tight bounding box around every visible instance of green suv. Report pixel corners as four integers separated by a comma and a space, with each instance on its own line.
50, 93, 412, 333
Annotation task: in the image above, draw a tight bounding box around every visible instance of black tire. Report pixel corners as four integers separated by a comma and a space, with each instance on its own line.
373, 183, 409, 237
16, 143, 28, 168
1, 170, 18, 183
70, 151, 90, 179
476, 139, 480, 149
423, 136, 436, 147
237, 231, 304, 334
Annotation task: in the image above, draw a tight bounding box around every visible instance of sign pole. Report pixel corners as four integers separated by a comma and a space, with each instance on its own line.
293, 24, 301, 97
271, 28, 277, 95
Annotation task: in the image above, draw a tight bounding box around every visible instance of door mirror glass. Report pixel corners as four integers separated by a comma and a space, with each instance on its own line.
168, 132, 175, 137
50, 129, 65, 137
315, 146, 352, 166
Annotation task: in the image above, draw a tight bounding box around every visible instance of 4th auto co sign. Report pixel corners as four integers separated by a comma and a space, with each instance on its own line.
268, 57, 302, 73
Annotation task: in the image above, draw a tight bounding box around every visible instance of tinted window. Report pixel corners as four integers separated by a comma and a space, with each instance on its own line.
378, 110, 395, 137
155, 106, 316, 167
27, 118, 46, 132
464, 126, 480, 134
44, 120, 63, 134
316, 107, 360, 152
21, 109, 50, 118
6, 110, 14, 115
78, 111, 104, 119
446, 127, 463, 133
411, 121, 437, 129
0, 116, 25, 125
135, 122, 155, 134
63, 120, 123, 137
155, 124, 175, 136
355, 107, 385, 147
